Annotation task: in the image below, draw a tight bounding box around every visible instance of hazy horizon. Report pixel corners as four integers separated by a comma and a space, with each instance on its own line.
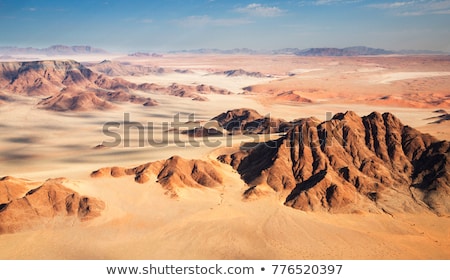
1, 43, 448, 55
1, 0, 450, 53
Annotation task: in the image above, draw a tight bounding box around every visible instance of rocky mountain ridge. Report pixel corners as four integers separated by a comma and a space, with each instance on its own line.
218, 110, 450, 215
0, 60, 233, 110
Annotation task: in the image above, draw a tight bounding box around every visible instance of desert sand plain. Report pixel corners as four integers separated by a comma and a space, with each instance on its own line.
0, 53, 450, 259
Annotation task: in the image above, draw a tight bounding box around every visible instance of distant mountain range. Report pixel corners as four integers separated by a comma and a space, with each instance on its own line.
171, 46, 449, 56
292, 46, 448, 56
0, 45, 448, 57
294, 46, 394, 56
169, 48, 262, 55
0, 45, 108, 55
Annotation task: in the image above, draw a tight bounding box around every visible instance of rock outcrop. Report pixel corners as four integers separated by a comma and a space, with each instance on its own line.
0, 60, 160, 110
164, 83, 232, 101
212, 108, 299, 134
0, 177, 105, 234
218, 111, 450, 215
37, 90, 115, 111
0, 60, 232, 110
87, 60, 165, 77
275, 90, 313, 103
1, 60, 100, 95
91, 156, 223, 197
214, 69, 271, 78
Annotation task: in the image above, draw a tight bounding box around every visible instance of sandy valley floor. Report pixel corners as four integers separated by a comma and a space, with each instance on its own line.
0, 54, 449, 259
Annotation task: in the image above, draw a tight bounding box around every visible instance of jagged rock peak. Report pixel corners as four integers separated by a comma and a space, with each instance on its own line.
218, 111, 450, 215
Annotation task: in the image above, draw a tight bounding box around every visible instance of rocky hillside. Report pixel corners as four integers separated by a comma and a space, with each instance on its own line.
86, 60, 166, 76
180, 108, 307, 136
0, 60, 136, 95
218, 110, 450, 215
91, 156, 223, 197
0, 176, 105, 234
211, 108, 302, 134
0, 60, 231, 111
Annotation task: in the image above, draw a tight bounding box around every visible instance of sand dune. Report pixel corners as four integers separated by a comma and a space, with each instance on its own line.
233, 55, 450, 108
377, 72, 450, 84
0, 172, 449, 259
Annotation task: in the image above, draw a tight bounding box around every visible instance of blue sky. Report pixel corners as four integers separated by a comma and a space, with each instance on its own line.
1, 0, 450, 52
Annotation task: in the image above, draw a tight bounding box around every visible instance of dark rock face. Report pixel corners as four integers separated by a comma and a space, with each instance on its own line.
211, 108, 299, 134
213, 108, 264, 133
214, 69, 270, 78
218, 111, 450, 215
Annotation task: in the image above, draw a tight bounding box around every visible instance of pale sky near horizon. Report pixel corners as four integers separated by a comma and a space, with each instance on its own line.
1, 0, 450, 52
